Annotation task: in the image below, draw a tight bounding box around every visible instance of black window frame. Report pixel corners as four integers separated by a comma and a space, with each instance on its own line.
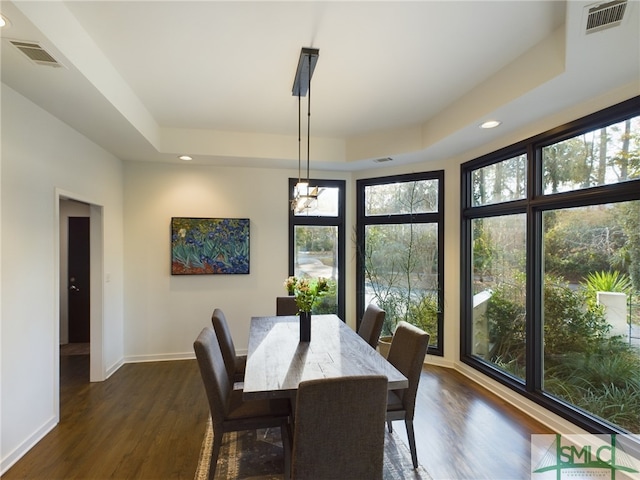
356, 170, 445, 356
288, 177, 346, 320
461, 96, 640, 434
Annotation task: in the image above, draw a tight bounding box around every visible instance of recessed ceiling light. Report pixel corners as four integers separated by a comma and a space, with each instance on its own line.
178, 155, 193, 161
480, 120, 502, 129
0, 14, 11, 28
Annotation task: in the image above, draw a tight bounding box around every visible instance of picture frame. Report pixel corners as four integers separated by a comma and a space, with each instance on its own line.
171, 217, 250, 275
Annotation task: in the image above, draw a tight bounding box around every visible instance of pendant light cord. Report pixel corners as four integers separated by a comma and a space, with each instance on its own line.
306, 53, 311, 191
298, 94, 302, 185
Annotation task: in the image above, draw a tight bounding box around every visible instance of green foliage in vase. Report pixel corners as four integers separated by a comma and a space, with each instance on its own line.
284, 276, 334, 313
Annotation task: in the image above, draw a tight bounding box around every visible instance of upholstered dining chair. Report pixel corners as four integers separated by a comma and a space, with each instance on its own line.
211, 308, 246, 383
386, 321, 430, 469
290, 375, 388, 480
357, 303, 386, 349
194, 326, 291, 480
276, 296, 298, 316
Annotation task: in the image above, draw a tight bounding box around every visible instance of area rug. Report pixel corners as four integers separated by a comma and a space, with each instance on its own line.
195, 418, 433, 479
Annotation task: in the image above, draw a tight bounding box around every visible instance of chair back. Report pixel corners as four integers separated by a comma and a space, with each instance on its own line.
387, 321, 430, 419
193, 326, 231, 426
357, 304, 386, 348
211, 308, 238, 381
276, 296, 298, 316
292, 375, 388, 480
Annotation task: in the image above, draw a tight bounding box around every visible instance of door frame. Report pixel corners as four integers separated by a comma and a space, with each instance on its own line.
55, 189, 105, 414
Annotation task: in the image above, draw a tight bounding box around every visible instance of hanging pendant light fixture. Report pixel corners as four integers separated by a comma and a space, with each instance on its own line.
291, 47, 320, 213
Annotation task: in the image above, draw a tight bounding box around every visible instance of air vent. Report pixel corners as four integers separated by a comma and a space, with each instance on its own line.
373, 157, 393, 163
585, 0, 627, 34
9, 40, 64, 67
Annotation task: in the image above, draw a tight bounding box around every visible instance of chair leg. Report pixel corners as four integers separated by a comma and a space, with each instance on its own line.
281, 420, 292, 479
404, 419, 418, 469
387, 420, 393, 433
209, 429, 224, 480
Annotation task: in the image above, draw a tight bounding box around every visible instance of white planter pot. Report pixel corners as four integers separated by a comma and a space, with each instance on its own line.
377, 335, 393, 358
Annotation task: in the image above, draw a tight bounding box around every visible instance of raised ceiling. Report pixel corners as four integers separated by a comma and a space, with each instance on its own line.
1, 1, 638, 170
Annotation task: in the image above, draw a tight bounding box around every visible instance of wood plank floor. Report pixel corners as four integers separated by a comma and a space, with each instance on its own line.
4, 355, 553, 479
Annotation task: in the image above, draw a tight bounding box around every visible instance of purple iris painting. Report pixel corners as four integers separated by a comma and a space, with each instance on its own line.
171, 218, 250, 274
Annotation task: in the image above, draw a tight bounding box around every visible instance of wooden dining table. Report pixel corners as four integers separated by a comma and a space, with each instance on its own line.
242, 314, 408, 400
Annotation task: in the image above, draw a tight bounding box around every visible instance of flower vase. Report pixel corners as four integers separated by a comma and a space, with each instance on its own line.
299, 311, 311, 342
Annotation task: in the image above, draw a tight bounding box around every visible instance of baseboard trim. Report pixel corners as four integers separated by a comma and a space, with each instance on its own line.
0, 416, 57, 476
105, 358, 125, 380
123, 352, 195, 364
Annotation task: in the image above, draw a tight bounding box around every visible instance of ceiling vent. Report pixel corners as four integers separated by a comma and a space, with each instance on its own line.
8, 40, 64, 67
584, 0, 627, 34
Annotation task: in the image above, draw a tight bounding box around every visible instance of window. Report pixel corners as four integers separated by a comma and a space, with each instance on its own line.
357, 172, 444, 355
462, 96, 640, 434
289, 178, 345, 319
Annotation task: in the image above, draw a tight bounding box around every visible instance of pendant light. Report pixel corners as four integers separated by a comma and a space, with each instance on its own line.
291, 47, 320, 213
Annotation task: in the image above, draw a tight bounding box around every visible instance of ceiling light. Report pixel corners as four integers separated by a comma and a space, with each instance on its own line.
0, 14, 11, 28
480, 120, 501, 129
178, 155, 193, 161
291, 47, 321, 214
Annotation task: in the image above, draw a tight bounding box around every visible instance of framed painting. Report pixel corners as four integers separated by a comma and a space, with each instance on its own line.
171, 217, 250, 275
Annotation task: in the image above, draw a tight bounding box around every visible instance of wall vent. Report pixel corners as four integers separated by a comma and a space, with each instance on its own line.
8, 40, 64, 67
585, 0, 627, 34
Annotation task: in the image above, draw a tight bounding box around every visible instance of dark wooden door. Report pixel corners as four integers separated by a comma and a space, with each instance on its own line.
68, 217, 90, 343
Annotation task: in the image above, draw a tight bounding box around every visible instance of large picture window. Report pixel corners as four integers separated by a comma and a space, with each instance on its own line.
357, 171, 444, 355
289, 178, 345, 319
462, 96, 640, 434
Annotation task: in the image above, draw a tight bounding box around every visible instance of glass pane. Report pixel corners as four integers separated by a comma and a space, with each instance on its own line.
365, 179, 438, 216
542, 116, 640, 194
294, 225, 338, 314
293, 185, 339, 217
471, 155, 527, 206
542, 201, 640, 432
363, 223, 439, 345
471, 214, 527, 381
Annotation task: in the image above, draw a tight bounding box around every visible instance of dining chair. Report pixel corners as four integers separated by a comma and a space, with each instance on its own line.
276, 296, 298, 316
290, 375, 388, 480
211, 308, 246, 383
357, 303, 386, 349
194, 326, 291, 480
386, 321, 430, 469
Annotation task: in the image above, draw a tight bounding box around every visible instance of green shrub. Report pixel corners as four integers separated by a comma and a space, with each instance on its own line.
543, 276, 610, 355
485, 281, 526, 366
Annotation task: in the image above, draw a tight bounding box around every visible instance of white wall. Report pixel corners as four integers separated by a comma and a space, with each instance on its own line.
122, 162, 352, 361
0, 84, 124, 473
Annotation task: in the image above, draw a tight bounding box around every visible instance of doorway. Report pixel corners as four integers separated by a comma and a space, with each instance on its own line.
57, 192, 104, 390
59, 201, 90, 388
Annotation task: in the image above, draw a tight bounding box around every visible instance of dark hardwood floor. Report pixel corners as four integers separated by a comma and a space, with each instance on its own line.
4, 355, 552, 479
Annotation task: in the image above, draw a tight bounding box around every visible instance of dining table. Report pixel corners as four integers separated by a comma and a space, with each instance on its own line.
242, 314, 408, 400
